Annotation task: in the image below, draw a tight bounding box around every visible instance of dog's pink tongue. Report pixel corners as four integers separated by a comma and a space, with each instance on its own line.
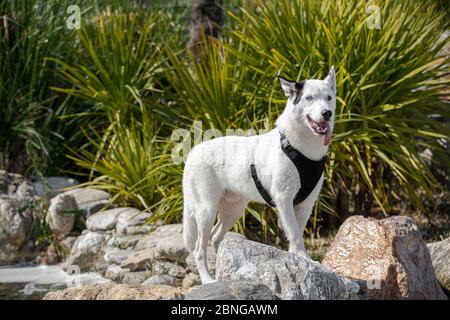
323, 122, 331, 146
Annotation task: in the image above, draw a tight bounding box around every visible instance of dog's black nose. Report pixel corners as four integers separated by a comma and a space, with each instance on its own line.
322, 109, 332, 121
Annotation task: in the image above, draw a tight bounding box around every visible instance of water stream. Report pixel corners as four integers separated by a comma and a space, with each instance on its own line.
0, 264, 107, 300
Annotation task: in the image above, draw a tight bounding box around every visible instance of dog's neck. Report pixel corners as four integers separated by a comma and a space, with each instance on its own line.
275, 110, 329, 161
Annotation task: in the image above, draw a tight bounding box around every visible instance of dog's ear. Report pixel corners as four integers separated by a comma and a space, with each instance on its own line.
278, 76, 303, 102
324, 65, 336, 93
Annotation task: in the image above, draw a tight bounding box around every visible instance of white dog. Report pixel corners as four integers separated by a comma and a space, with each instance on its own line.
183, 66, 336, 284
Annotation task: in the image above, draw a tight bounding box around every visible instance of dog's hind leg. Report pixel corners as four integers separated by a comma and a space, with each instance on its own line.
194, 202, 218, 284
211, 199, 246, 251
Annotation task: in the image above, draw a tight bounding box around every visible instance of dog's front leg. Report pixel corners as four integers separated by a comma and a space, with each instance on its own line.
276, 198, 307, 257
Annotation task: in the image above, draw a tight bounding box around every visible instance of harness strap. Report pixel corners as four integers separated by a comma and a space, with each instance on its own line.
250, 131, 327, 207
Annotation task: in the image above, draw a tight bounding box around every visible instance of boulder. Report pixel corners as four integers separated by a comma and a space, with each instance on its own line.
216, 237, 363, 300
33, 176, 79, 198
43, 283, 185, 300
185, 280, 280, 300
116, 209, 152, 235
427, 237, 450, 292
0, 197, 36, 264
322, 216, 447, 300
46, 194, 78, 237
60, 188, 110, 216
86, 207, 135, 232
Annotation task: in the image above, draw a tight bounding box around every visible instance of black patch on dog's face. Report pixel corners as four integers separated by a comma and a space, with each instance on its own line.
293, 81, 305, 105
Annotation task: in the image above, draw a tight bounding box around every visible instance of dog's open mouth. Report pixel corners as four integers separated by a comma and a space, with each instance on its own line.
307, 115, 332, 146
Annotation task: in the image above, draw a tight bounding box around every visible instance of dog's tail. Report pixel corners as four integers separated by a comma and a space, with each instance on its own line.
183, 206, 197, 253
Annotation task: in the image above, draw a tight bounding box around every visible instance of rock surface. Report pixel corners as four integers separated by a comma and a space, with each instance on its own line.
116, 209, 151, 235
427, 237, 450, 292
43, 283, 185, 300
46, 194, 78, 237
86, 207, 135, 232
33, 176, 79, 198
60, 188, 110, 216
0, 198, 36, 264
0, 170, 36, 202
322, 216, 447, 300
216, 237, 363, 300
185, 280, 280, 300
0, 171, 38, 265
62, 231, 109, 272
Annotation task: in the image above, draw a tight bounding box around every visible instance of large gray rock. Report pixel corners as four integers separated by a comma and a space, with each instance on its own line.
0, 197, 36, 264
185, 280, 280, 300
0, 171, 38, 264
428, 237, 450, 292
322, 216, 447, 300
46, 194, 78, 237
33, 176, 79, 198
60, 188, 110, 216
86, 207, 135, 232
0, 170, 36, 202
216, 237, 363, 300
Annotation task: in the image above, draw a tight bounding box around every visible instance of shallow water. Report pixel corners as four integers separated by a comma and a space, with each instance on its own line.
0, 264, 107, 300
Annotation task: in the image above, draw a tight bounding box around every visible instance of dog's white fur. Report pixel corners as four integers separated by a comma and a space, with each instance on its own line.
183, 67, 336, 283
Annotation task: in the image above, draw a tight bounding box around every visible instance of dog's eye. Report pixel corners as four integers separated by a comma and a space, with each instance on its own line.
327, 95, 332, 101
306, 96, 313, 101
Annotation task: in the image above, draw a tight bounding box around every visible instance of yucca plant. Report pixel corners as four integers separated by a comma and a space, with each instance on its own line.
49, 8, 184, 125
67, 113, 183, 222
225, 0, 449, 222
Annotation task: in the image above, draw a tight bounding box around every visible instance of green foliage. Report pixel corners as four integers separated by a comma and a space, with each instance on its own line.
0, 0, 79, 174
225, 0, 450, 217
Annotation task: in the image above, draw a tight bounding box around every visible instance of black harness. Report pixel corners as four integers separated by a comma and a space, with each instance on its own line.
250, 131, 327, 207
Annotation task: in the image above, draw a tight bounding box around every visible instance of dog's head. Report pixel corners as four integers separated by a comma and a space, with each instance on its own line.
279, 66, 336, 146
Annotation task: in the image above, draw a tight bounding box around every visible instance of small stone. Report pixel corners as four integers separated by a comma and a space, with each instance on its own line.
105, 264, 130, 282
182, 273, 201, 289
122, 271, 150, 286
86, 208, 136, 232
153, 261, 186, 279
142, 275, 175, 287
103, 248, 133, 265
156, 233, 188, 262
120, 248, 160, 271
116, 209, 152, 235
